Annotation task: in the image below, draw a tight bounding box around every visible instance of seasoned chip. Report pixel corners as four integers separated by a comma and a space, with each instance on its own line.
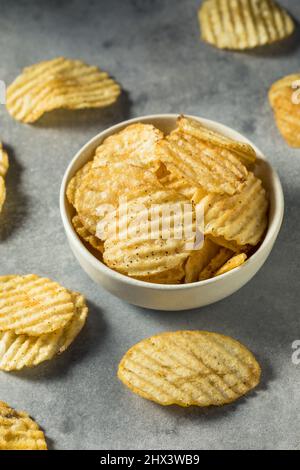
0, 401, 47, 450
269, 74, 300, 147
92, 123, 163, 170
202, 172, 268, 246
159, 168, 199, 200
118, 331, 261, 407
215, 253, 247, 277
185, 238, 219, 283
135, 264, 185, 284
207, 235, 251, 253
72, 215, 104, 253
103, 187, 196, 277
0, 275, 74, 336
177, 116, 256, 167
66, 161, 92, 207
0, 144, 9, 213
199, 0, 295, 50
199, 248, 233, 280
0, 292, 87, 371
73, 163, 161, 235
157, 120, 248, 196
6, 57, 121, 123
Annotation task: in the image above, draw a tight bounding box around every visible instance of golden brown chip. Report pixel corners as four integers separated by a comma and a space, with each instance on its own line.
103, 187, 196, 277
73, 163, 161, 236
185, 238, 219, 283
177, 116, 256, 167
269, 74, 300, 147
0, 292, 87, 371
72, 215, 104, 253
6, 57, 121, 123
207, 235, 251, 253
215, 253, 247, 277
118, 331, 261, 407
0, 144, 9, 213
157, 119, 248, 196
135, 264, 185, 284
66, 161, 92, 207
201, 172, 268, 246
159, 168, 199, 200
0, 401, 47, 450
199, 248, 233, 280
199, 0, 294, 50
0, 274, 74, 336
92, 123, 163, 170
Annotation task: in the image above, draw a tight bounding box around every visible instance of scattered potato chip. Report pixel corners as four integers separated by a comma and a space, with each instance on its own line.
177, 116, 256, 167
199, 248, 233, 280
0, 275, 74, 336
185, 238, 219, 283
201, 172, 268, 246
0, 292, 87, 371
269, 74, 300, 147
157, 119, 248, 195
71, 163, 161, 236
103, 187, 196, 277
199, 0, 295, 50
6, 57, 121, 123
0, 401, 47, 450
92, 123, 163, 170
118, 331, 261, 407
0, 144, 9, 213
72, 215, 104, 253
215, 253, 247, 277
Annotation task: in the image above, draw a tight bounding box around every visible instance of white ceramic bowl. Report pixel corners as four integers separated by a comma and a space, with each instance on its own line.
60, 114, 284, 311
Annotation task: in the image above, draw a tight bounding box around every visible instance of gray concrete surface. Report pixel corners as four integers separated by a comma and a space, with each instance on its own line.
0, 0, 299, 450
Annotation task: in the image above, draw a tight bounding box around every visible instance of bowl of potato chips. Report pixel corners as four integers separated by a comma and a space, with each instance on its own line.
60, 114, 284, 311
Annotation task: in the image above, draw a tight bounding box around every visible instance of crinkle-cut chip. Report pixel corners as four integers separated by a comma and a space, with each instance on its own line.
207, 234, 251, 253
72, 215, 104, 253
0, 143, 9, 178
199, 0, 295, 51
159, 168, 199, 200
269, 74, 300, 147
92, 123, 163, 170
118, 331, 261, 407
6, 57, 121, 123
0, 274, 74, 336
215, 253, 247, 277
185, 238, 220, 283
103, 188, 196, 277
135, 264, 185, 284
157, 127, 248, 196
66, 161, 92, 207
0, 292, 88, 371
177, 116, 256, 167
199, 248, 233, 280
0, 401, 47, 450
74, 163, 161, 235
202, 172, 268, 246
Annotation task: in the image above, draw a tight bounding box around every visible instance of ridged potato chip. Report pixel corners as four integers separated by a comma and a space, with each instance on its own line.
185, 238, 219, 283
202, 172, 268, 246
199, 248, 233, 280
207, 235, 251, 253
269, 74, 300, 147
72, 215, 104, 253
177, 116, 256, 167
157, 119, 248, 195
0, 401, 47, 450
215, 253, 247, 277
92, 123, 163, 170
0, 275, 74, 336
199, 0, 294, 50
66, 161, 92, 207
118, 331, 261, 407
6, 57, 121, 123
159, 168, 199, 200
0, 144, 9, 213
71, 163, 161, 236
0, 292, 87, 371
135, 264, 185, 284
103, 187, 196, 277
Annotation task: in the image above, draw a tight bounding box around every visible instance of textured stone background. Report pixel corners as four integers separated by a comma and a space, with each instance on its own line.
0, 0, 299, 450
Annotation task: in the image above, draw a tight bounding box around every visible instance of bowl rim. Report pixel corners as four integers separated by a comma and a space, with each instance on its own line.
60, 113, 284, 291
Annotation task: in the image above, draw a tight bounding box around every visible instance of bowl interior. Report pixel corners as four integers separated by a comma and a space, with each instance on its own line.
61, 114, 284, 288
